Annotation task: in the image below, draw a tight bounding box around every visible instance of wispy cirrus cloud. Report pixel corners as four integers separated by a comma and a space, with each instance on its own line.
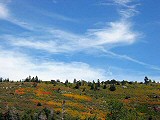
6, 20, 138, 53
105, 66, 160, 82
2, 0, 152, 72
0, 2, 34, 31
87, 21, 137, 46
101, 49, 160, 71
1, 0, 139, 52
98, 0, 140, 19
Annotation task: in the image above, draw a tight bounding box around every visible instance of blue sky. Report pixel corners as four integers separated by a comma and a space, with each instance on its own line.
0, 0, 160, 82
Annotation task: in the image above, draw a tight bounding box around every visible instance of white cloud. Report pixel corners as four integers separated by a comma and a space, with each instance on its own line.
5, 20, 138, 54
0, 3, 9, 19
114, 0, 133, 5
2, 47, 159, 82
87, 21, 137, 45
98, 0, 140, 19
0, 2, 34, 30
1, 0, 139, 52
8, 18, 35, 30
0, 49, 106, 81
117, 0, 140, 19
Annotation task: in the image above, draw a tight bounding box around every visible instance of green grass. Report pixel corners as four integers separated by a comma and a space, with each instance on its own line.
0, 81, 160, 119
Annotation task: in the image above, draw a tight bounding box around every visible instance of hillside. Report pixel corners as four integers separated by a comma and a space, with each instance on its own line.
0, 80, 160, 120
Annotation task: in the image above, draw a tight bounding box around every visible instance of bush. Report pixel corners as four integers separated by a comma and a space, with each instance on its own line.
103, 84, 107, 89
109, 85, 116, 91
90, 83, 94, 90
37, 102, 42, 106
75, 83, 80, 89
125, 96, 130, 99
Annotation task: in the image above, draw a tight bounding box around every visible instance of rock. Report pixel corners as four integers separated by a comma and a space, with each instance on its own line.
122, 86, 127, 89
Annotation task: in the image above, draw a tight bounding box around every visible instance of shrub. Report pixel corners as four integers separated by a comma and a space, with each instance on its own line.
125, 96, 130, 99
37, 102, 42, 106
90, 83, 94, 90
103, 84, 107, 89
75, 83, 80, 89
109, 84, 116, 91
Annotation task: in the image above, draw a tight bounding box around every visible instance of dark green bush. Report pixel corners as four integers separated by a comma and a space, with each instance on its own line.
37, 102, 42, 106
109, 85, 116, 91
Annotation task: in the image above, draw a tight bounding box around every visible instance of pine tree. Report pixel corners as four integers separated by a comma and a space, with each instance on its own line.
144, 76, 149, 85
90, 83, 94, 90
97, 79, 100, 87
35, 76, 39, 82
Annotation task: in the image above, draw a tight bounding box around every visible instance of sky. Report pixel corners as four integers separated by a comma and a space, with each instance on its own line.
0, 0, 160, 82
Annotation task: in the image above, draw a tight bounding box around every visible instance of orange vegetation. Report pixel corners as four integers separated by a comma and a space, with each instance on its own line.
122, 99, 131, 104
30, 99, 43, 104
46, 101, 61, 107
35, 89, 51, 96
62, 94, 92, 101
15, 88, 25, 95
66, 101, 86, 110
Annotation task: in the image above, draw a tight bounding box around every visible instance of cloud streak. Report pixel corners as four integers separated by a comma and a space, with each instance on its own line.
6, 20, 138, 54
99, 0, 140, 19
101, 49, 160, 71
0, 2, 35, 31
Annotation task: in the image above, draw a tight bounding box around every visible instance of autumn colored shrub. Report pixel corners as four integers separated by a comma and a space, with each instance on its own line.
15, 88, 25, 95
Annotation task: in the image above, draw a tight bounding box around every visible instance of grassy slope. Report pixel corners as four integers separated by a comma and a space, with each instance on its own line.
0, 82, 160, 119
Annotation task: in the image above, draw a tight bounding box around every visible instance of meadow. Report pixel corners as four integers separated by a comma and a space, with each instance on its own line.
0, 79, 160, 120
